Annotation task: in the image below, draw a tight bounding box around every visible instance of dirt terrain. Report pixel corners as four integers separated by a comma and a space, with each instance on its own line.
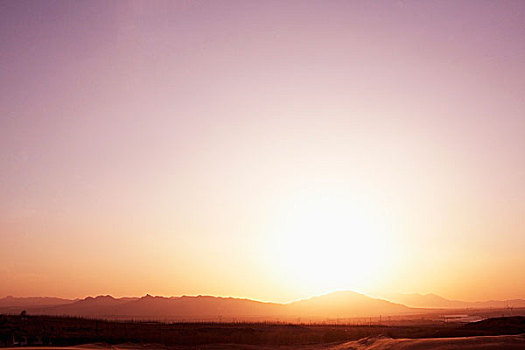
3, 335, 525, 349
1, 315, 524, 349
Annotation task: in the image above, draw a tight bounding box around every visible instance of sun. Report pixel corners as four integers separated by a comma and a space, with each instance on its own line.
266, 191, 392, 295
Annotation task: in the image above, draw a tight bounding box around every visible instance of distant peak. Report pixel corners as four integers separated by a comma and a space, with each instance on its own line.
318, 290, 366, 298
296, 290, 367, 303
141, 294, 165, 300
95, 295, 115, 300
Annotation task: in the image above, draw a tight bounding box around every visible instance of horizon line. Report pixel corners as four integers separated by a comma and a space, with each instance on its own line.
2, 290, 525, 305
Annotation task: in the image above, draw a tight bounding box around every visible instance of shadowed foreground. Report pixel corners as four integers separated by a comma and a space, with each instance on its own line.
2, 335, 525, 350
1, 316, 524, 349
332, 334, 525, 349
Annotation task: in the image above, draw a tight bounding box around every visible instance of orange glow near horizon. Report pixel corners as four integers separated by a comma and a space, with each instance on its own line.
1, 1, 525, 304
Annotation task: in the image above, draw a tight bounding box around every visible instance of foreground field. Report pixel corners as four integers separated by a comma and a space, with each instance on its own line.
1, 315, 524, 349
3, 335, 525, 349
333, 334, 525, 349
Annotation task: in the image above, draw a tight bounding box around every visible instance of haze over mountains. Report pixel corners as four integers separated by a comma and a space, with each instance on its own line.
1, 291, 524, 321
0, 296, 73, 308
384, 293, 525, 309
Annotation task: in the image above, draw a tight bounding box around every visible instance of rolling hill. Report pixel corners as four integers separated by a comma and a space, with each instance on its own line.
0, 291, 411, 321
384, 293, 525, 309
2, 291, 524, 321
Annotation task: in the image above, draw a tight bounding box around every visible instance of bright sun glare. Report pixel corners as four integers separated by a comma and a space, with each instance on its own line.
267, 192, 392, 294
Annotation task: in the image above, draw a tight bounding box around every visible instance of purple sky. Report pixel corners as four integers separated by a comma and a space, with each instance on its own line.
1, 0, 525, 301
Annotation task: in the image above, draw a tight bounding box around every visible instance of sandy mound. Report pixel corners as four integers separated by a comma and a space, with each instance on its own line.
331, 334, 525, 350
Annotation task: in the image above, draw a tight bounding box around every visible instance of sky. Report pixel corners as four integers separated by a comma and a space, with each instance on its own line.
1, 0, 524, 303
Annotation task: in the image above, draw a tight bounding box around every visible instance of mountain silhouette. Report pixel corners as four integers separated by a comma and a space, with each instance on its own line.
0, 291, 411, 321
287, 290, 411, 318
1, 291, 524, 321
0, 296, 73, 308
384, 293, 525, 309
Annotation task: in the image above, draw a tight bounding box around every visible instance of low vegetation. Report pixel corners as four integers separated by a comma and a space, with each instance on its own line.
1, 315, 524, 347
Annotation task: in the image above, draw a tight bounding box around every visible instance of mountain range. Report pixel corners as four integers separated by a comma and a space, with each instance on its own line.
383, 293, 525, 309
0, 291, 523, 321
